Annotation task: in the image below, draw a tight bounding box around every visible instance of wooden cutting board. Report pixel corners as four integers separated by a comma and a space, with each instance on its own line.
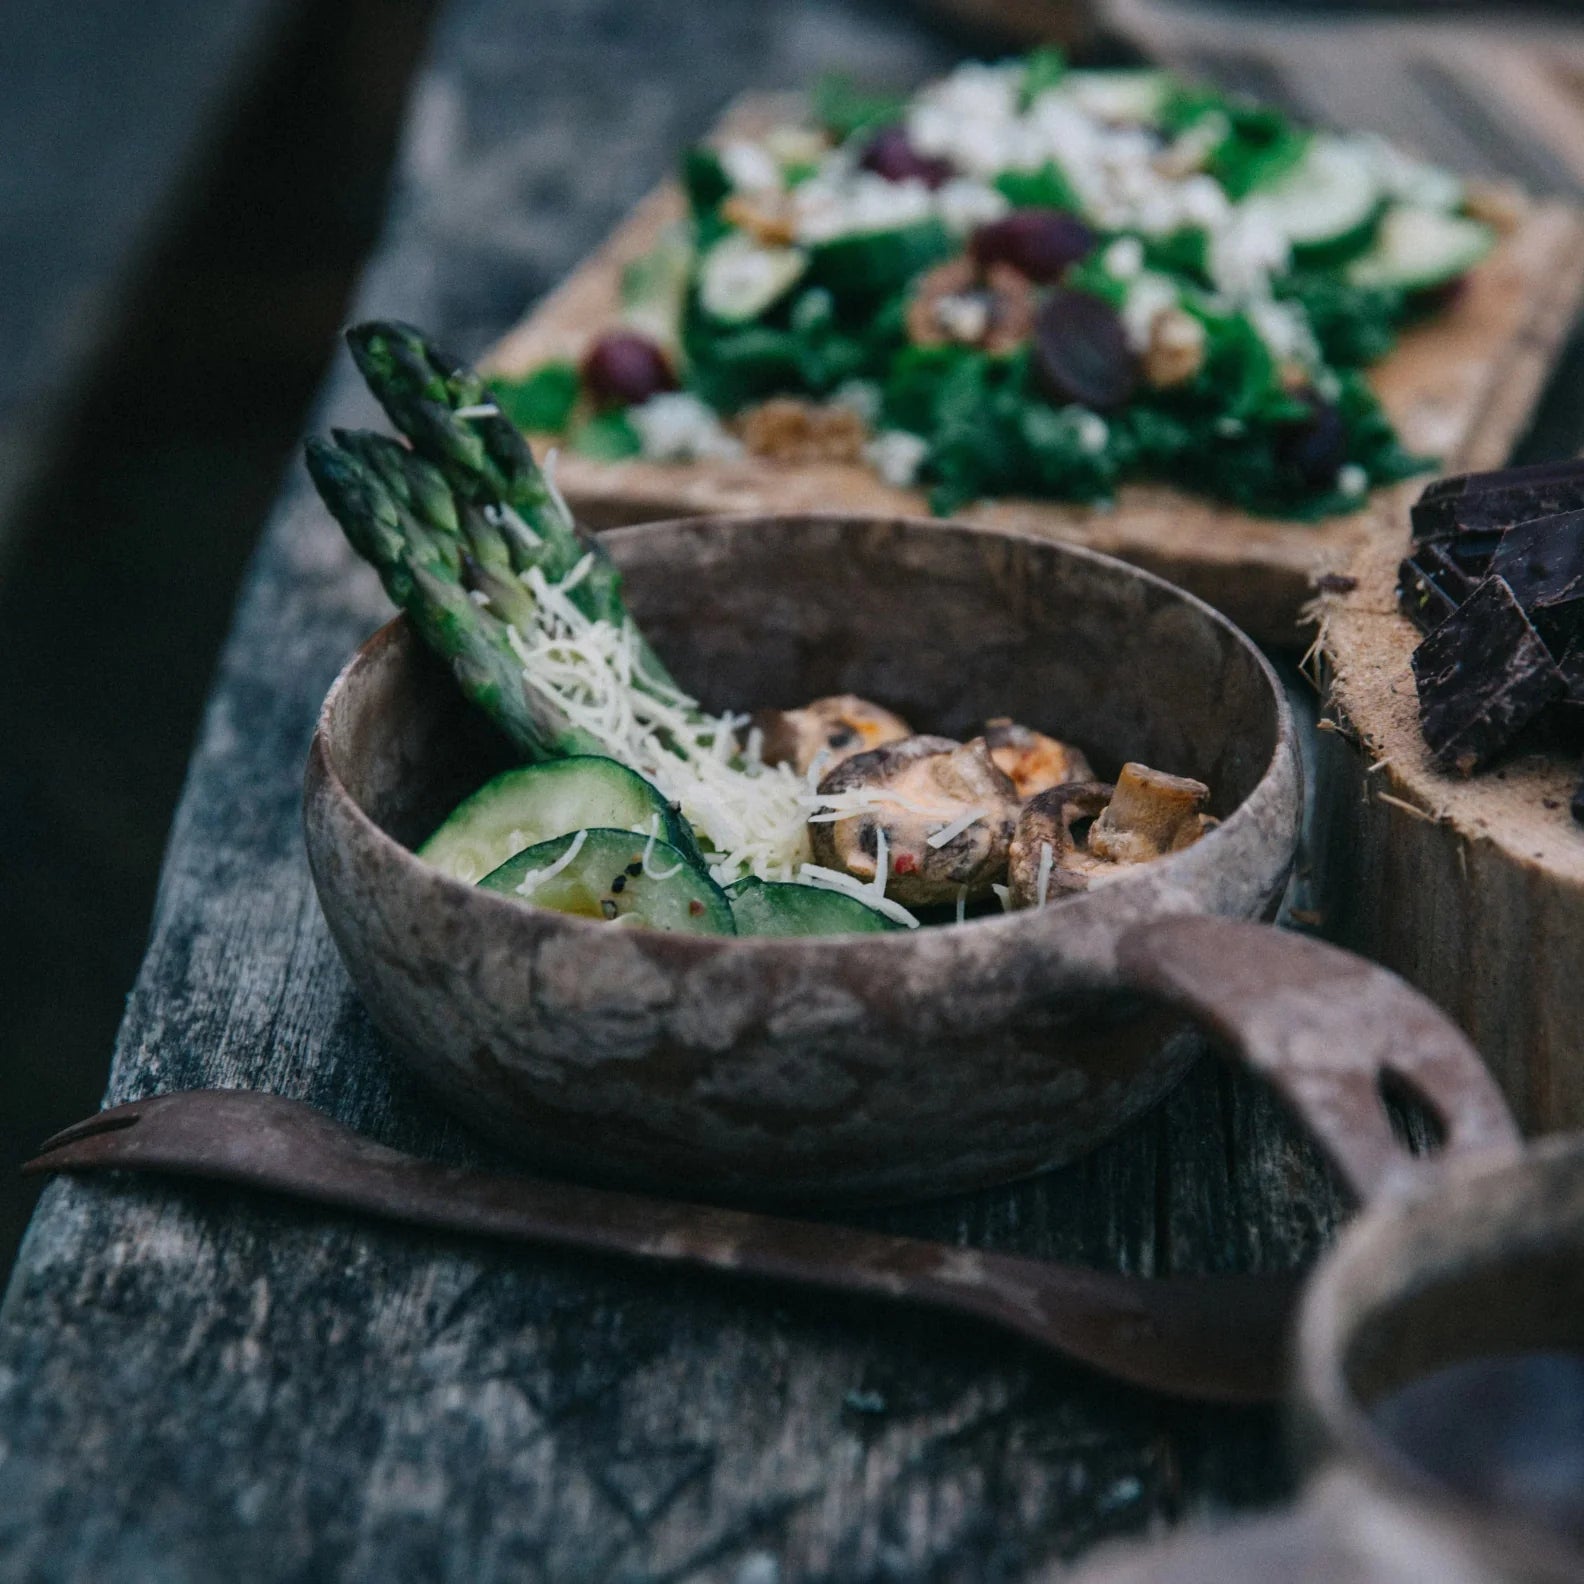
484, 97, 1584, 647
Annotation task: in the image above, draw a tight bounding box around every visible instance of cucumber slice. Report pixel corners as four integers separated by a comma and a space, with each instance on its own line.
727, 877, 900, 937
1249, 136, 1383, 260
809, 218, 953, 297
698, 234, 808, 324
418, 756, 696, 883
479, 828, 736, 935
1063, 69, 1173, 125
1345, 205, 1496, 293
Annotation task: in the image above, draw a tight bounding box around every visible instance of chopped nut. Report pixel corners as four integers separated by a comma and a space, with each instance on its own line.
735, 398, 869, 464
1142, 307, 1206, 389
721, 192, 797, 247
811, 735, 1019, 905
983, 718, 1095, 799
906, 258, 1035, 355
754, 694, 913, 776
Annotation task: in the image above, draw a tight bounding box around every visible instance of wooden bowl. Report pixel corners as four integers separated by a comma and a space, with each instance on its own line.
303, 514, 1301, 1203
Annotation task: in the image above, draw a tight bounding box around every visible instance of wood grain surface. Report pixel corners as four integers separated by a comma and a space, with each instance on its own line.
487, 113, 1584, 649
2, 1, 1579, 1578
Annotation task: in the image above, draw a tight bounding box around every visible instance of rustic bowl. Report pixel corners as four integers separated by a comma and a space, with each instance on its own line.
304, 513, 1301, 1202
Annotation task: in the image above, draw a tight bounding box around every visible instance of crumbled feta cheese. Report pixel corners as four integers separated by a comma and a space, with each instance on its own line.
1207, 207, 1290, 297
1102, 236, 1145, 280
1337, 463, 1368, 497
720, 139, 782, 194
864, 430, 929, 488
762, 125, 828, 170
933, 292, 991, 343
1120, 273, 1179, 352
934, 177, 1009, 235
1073, 410, 1110, 455
1247, 298, 1319, 367
629, 393, 744, 462
793, 170, 933, 244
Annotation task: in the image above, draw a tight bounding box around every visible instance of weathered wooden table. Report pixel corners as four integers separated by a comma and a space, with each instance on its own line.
2, 1, 1580, 1578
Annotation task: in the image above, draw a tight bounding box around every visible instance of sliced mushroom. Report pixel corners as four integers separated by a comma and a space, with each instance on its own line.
811, 734, 1019, 905
1007, 763, 1217, 905
754, 694, 913, 777
1007, 781, 1115, 905
1088, 762, 1216, 864
983, 718, 1095, 800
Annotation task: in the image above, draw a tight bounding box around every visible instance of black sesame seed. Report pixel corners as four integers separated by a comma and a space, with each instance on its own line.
611, 874, 627, 892
626, 861, 644, 877
600, 900, 619, 920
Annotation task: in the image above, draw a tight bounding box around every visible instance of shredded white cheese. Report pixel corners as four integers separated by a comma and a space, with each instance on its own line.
515, 828, 587, 895
503, 557, 811, 886
796, 863, 921, 928
1035, 840, 1054, 908
926, 808, 986, 849
453, 403, 501, 420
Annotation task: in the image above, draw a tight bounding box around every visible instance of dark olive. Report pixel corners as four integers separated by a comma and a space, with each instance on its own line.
580, 331, 677, 408
858, 126, 953, 190
970, 210, 1094, 283
1275, 390, 1349, 488
1031, 288, 1138, 411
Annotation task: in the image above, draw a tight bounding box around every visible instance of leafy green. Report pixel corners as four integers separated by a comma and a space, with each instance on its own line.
1278, 274, 1405, 367
567, 410, 642, 460
682, 147, 731, 216
1019, 48, 1067, 111
994, 163, 1081, 213
490, 363, 579, 433
811, 74, 907, 141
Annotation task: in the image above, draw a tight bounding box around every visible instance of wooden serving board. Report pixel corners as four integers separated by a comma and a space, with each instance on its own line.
485, 98, 1584, 647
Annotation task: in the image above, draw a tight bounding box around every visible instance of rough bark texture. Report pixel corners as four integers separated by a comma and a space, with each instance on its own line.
6, 0, 1578, 1577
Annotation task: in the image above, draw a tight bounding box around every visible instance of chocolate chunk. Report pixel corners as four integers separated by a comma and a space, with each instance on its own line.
1411, 458, 1584, 545
1490, 508, 1584, 654
1399, 543, 1478, 636
1417, 455, 1584, 506
1411, 575, 1567, 775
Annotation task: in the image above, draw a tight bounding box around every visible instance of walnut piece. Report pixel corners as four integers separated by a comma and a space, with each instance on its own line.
735, 399, 868, 465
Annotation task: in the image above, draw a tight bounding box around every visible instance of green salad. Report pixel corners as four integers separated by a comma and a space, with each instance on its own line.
494, 51, 1502, 518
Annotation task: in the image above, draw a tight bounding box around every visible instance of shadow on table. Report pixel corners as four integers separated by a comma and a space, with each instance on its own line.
0, 0, 436, 1282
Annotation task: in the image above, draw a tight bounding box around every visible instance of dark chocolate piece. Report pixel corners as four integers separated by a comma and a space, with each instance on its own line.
1416, 455, 1584, 506
1411, 575, 1567, 775
1490, 508, 1584, 655
1411, 457, 1584, 545
1399, 543, 1478, 636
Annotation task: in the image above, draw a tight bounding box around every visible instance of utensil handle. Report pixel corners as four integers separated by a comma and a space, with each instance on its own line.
1116, 918, 1520, 1202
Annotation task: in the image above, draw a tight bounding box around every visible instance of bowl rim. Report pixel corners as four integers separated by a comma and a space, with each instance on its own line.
307, 511, 1301, 964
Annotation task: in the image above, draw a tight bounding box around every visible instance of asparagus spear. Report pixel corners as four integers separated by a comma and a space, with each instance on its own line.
305, 431, 601, 760
341, 320, 678, 678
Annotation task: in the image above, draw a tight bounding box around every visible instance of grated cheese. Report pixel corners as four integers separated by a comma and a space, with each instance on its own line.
926, 808, 986, 849
796, 863, 921, 928
453, 403, 501, 420
503, 559, 813, 886
1035, 840, 1054, 908
515, 828, 587, 895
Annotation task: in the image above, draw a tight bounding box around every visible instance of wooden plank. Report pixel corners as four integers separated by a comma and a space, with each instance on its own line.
485, 101, 1584, 648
